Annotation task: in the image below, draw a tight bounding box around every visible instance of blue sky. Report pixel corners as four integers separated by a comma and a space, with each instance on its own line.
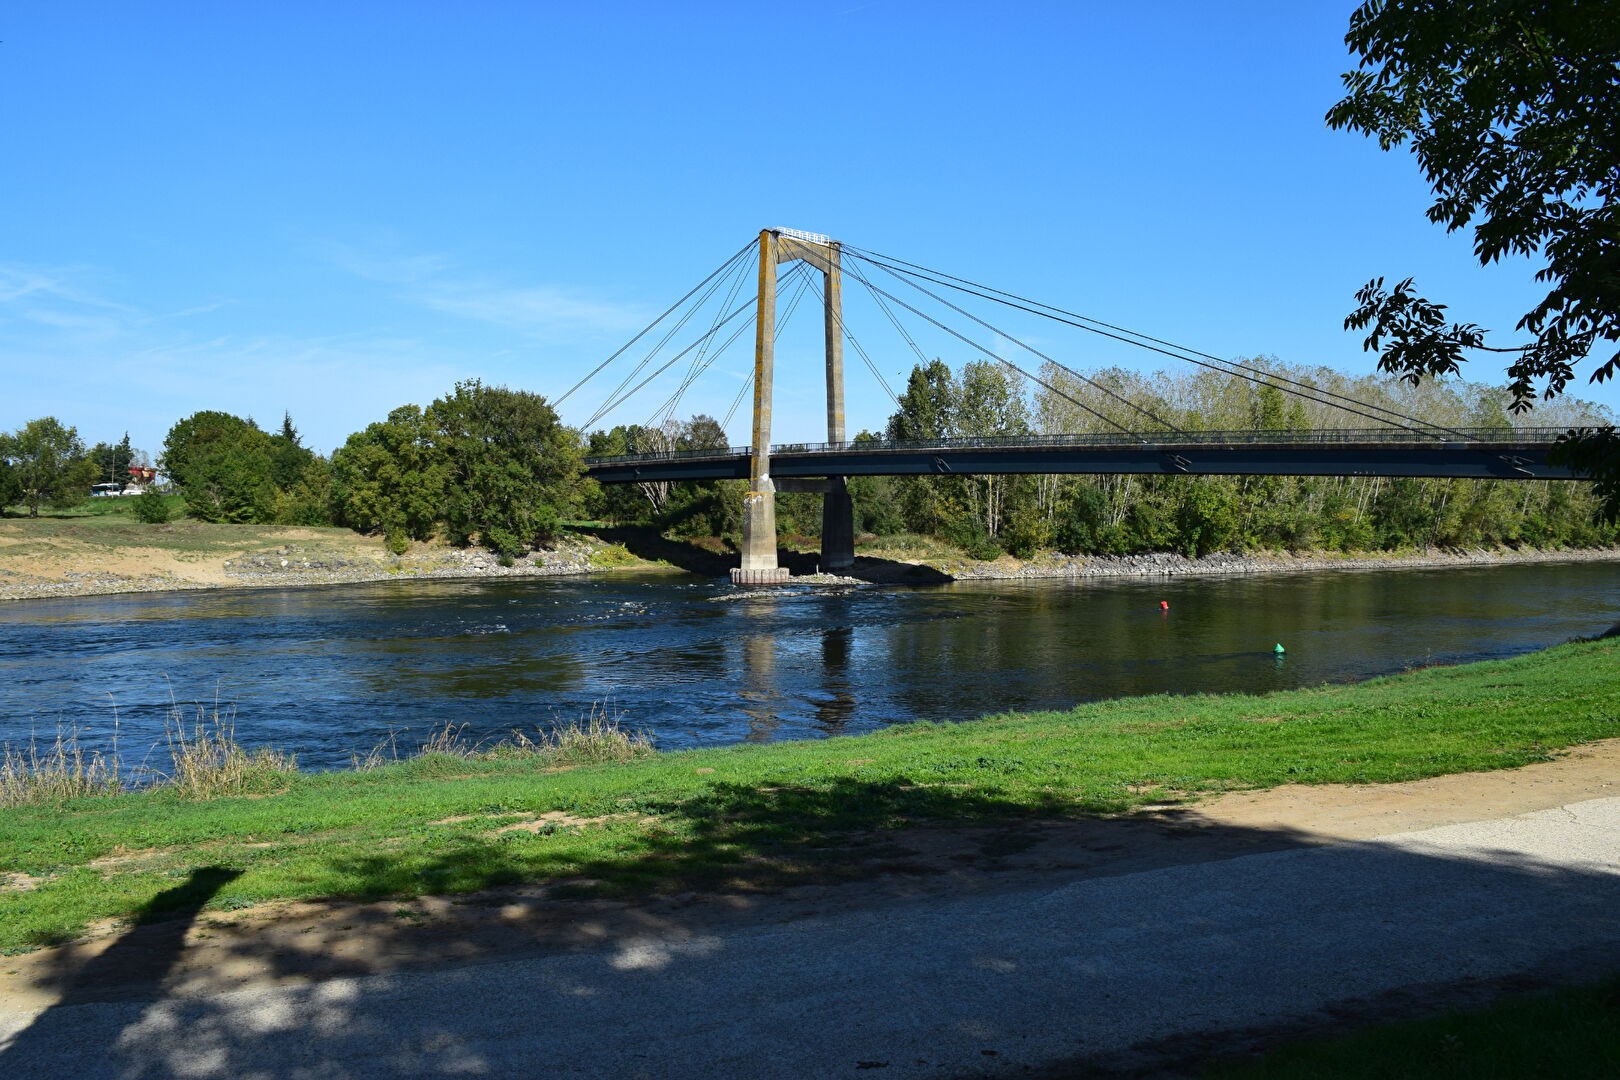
4, 1, 1609, 459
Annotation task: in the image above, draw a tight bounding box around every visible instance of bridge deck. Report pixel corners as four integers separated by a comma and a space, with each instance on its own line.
586, 428, 1578, 483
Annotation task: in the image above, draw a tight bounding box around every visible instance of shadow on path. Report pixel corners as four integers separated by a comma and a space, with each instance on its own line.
1, 867, 240, 1067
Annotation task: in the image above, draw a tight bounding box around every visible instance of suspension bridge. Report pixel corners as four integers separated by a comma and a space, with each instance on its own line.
563, 228, 1583, 583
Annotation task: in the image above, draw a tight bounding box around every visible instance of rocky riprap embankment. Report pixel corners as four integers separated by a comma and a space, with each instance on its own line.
931, 546, 1620, 581
4, 538, 1618, 603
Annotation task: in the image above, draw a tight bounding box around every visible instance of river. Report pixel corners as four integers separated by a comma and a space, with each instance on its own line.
1, 561, 1617, 774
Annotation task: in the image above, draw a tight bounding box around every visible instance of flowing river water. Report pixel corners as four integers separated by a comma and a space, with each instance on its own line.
2, 561, 1618, 774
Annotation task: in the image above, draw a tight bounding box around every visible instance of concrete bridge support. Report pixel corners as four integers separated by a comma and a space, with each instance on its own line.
732, 228, 853, 584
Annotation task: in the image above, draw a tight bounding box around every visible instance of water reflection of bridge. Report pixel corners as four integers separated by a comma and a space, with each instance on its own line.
737, 622, 857, 741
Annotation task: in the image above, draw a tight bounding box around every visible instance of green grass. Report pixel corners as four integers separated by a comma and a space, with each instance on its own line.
1210, 975, 1620, 1079
0, 502, 377, 561
3, 494, 187, 523
1, 638, 1617, 953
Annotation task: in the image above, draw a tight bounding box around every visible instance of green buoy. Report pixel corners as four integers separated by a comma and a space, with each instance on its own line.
1274, 643, 1286, 655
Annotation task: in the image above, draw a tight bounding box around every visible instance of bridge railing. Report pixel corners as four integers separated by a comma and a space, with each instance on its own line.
585, 426, 1574, 466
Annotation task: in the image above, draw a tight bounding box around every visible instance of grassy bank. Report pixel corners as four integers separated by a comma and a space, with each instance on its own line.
2, 637, 1618, 953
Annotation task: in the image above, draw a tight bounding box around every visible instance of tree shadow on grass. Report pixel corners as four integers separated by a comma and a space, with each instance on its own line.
332, 775, 1085, 903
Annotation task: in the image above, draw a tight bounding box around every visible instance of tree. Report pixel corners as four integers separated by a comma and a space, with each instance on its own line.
0, 454, 19, 512
1327, 0, 1620, 511
429, 380, 585, 556
331, 405, 448, 542
90, 433, 135, 489
162, 411, 277, 523
4, 418, 98, 517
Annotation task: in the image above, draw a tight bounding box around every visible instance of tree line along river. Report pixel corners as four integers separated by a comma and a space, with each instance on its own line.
1, 561, 1617, 776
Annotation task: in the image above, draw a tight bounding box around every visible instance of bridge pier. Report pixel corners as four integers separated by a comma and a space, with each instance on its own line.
731, 227, 848, 585
821, 476, 854, 571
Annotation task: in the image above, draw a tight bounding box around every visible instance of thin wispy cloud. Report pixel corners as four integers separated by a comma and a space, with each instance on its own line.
315, 240, 451, 286
418, 281, 643, 338
0, 262, 136, 313
317, 239, 646, 341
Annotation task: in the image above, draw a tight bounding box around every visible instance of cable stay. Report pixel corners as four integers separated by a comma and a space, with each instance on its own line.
722, 371, 754, 432
648, 248, 757, 430
643, 261, 817, 432
557, 240, 753, 409
800, 272, 900, 412
838, 257, 1140, 437
586, 297, 759, 429
847, 254, 1185, 436
844, 245, 1471, 439
586, 247, 757, 429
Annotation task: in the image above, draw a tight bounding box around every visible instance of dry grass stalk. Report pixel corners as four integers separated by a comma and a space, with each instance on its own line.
0, 726, 122, 808
160, 704, 297, 799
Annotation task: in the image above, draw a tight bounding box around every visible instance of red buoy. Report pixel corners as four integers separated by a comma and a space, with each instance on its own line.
1160, 600, 1170, 611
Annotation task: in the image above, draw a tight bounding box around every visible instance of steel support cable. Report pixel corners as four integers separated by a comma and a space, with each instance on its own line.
843, 256, 1159, 437
646, 308, 761, 430
587, 298, 758, 427
839, 258, 1136, 436
586, 245, 758, 428
801, 270, 900, 408
851, 255, 1186, 434
651, 248, 757, 429
557, 241, 753, 408
642, 265, 802, 430
722, 371, 755, 432
847, 245, 1453, 433
646, 260, 823, 439
864, 270, 933, 369
846, 245, 1465, 438
648, 261, 819, 427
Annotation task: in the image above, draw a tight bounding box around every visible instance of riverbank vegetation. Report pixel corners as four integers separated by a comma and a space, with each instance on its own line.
1, 637, 1615, 953
6, 362, 1617, 565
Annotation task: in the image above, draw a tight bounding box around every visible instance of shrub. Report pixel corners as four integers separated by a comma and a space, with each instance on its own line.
133, 488, 171, 524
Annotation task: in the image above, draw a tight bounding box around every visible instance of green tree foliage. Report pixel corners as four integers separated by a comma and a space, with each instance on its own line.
331, 405, 448, 542
433, 380, 585, 555
89, 433, 135, 489
162, 412, 276, 523
336, 382, 585, 556
2, 418, 98, 517
855, 356, 1617, 558
163, 411, 332, 525
0, 456, 20, 512
1326, 0, 1620, 511
584, 415, 740, 537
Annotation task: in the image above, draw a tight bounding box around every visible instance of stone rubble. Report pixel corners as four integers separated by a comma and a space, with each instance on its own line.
1, 536, 1617, 603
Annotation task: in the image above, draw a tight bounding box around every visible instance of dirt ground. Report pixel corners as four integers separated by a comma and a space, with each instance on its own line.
4, 740, 1616, 1018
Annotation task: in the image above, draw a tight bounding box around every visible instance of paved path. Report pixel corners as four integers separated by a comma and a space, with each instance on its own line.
3, 797, 1619, 1078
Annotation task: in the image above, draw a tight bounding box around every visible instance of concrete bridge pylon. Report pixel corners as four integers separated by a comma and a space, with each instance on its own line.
732, 227, 855, 585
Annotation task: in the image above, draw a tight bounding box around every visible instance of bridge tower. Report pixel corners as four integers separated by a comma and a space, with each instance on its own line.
732, 227, 855, 584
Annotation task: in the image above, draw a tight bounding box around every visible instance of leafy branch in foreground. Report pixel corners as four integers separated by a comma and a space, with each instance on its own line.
1328, 0, 1620, 513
